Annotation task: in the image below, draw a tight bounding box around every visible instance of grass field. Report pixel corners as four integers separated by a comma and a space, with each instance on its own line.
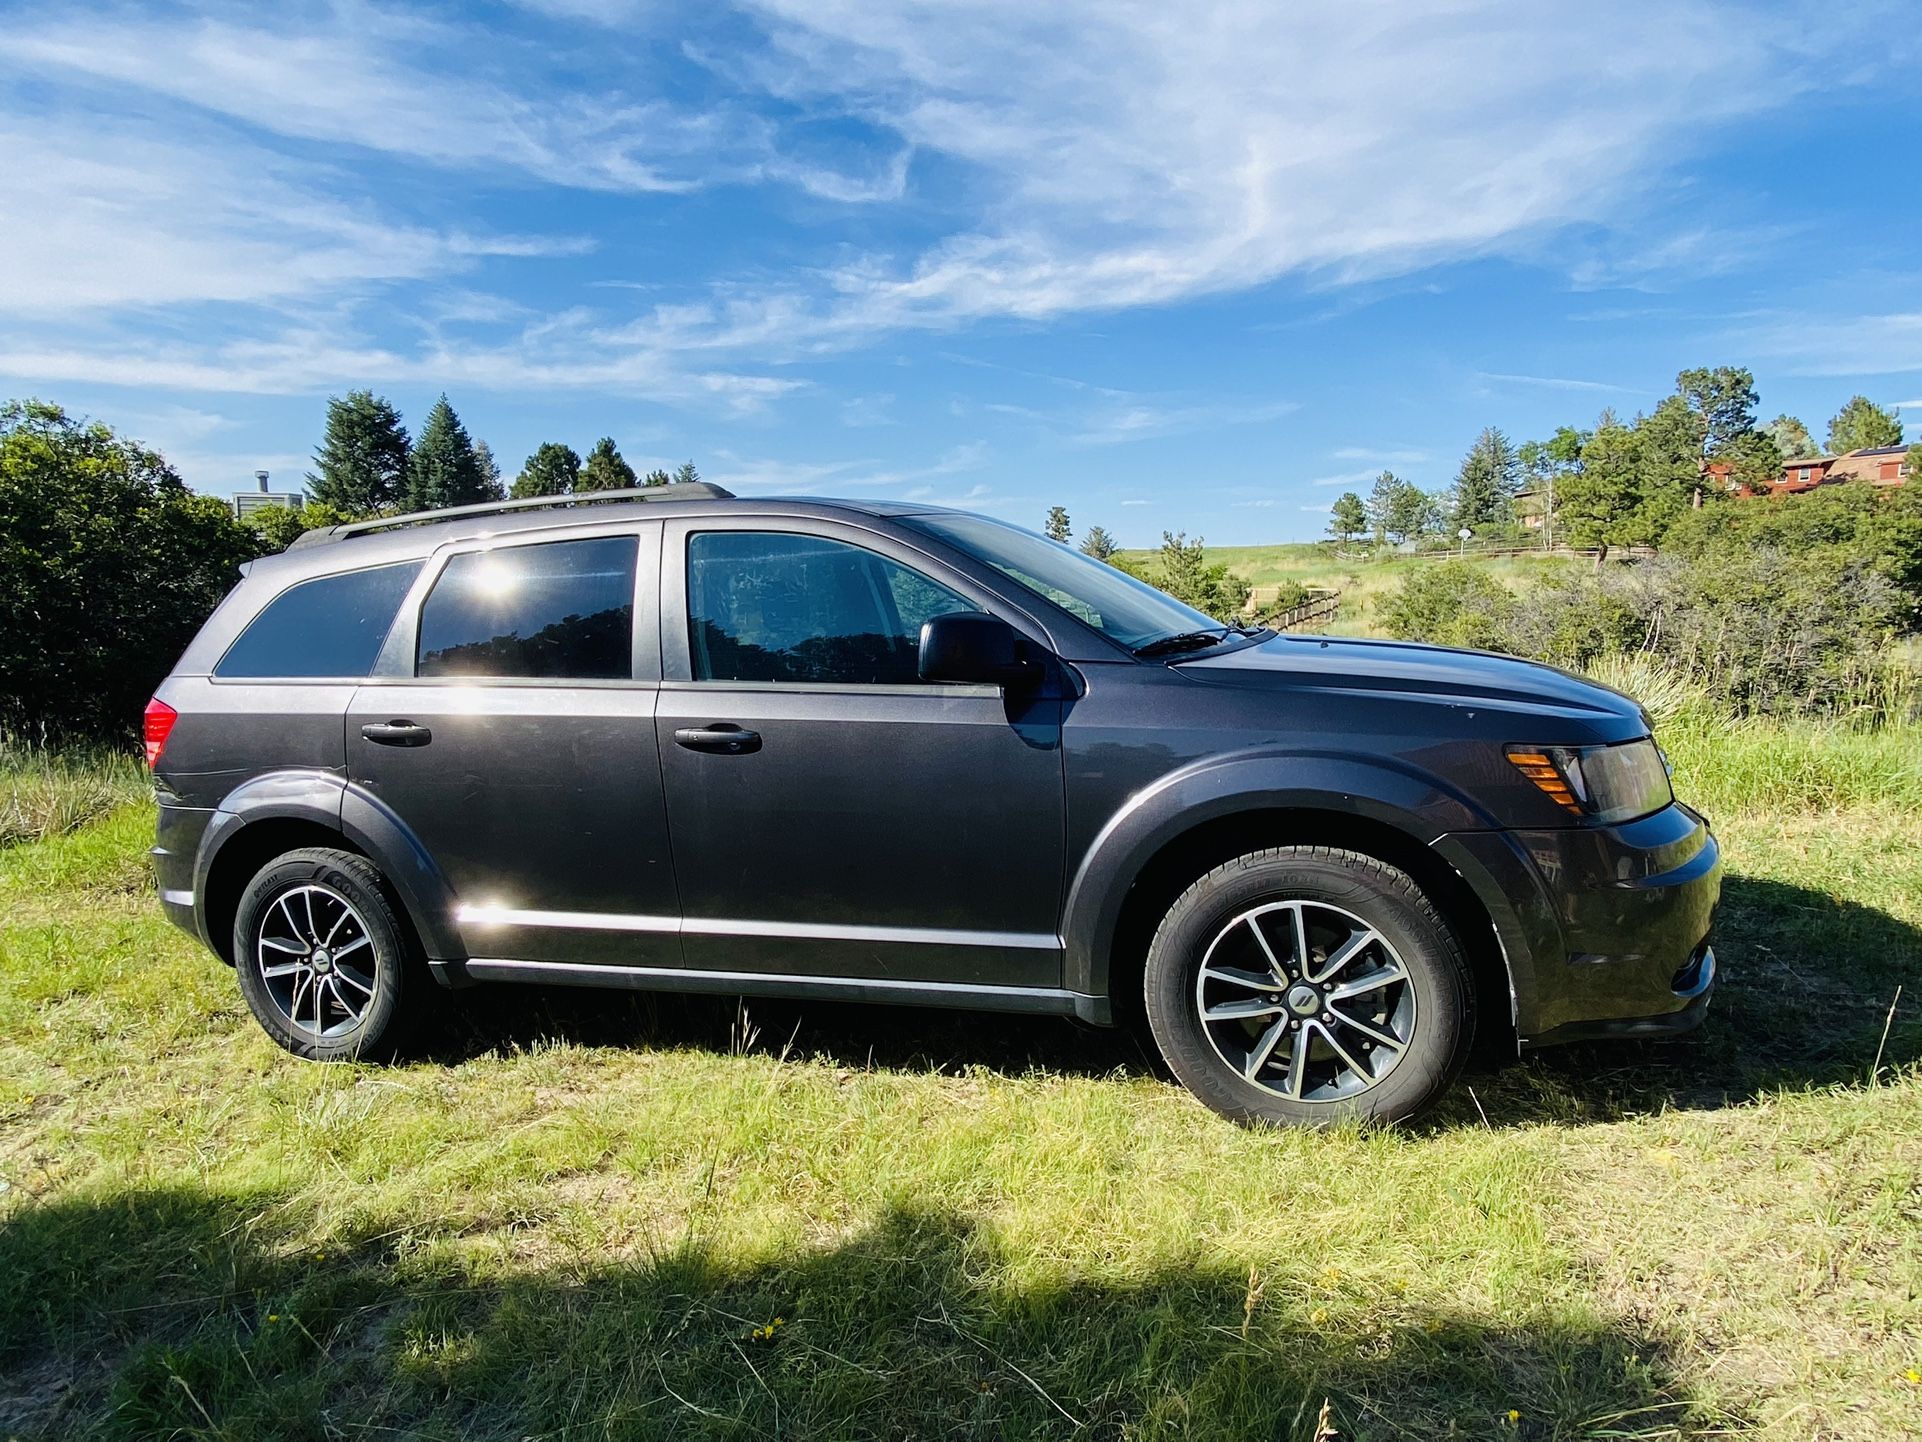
1, 712, 1919, 1440
1116, 542, 1587, 636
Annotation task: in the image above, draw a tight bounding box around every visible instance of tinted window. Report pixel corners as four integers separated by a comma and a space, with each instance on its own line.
688, 532, 974, 684
417, 536, 636, 679
215, 560, 424, 679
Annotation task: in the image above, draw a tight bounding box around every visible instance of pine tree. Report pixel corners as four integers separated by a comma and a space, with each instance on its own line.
1826, 396, 1904, 454
1079, 525, 1117, 561
402, 396, 489, 512
1327, 491, 1367, 546
640, 468, 672, 488
1366, 471, 1427, 544
511, 442, 581, 499
1449, 426, 1520, 530
473, 440, 506, 501
578, 437, 637, 493
307, 390, 409, 514
672, 460, 701, 486
1044, 505, 1071, 542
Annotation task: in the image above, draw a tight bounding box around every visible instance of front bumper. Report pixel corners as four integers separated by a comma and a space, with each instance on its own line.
1433, 802, 1722, 1046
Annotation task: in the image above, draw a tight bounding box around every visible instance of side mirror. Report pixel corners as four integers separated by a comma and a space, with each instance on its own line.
919, 611, 1038, 687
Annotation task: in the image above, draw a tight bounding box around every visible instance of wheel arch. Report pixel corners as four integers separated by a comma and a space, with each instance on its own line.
1063, 756, 1522, 1053
194, 770, 462, 966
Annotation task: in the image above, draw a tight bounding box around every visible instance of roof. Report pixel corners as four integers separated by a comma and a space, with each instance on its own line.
248, 486, 953, 586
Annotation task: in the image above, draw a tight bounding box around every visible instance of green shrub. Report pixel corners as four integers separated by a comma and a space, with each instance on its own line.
1377, 561, 1517, 650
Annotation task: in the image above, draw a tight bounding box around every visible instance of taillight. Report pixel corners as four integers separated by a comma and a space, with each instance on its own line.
143, 697, 177, 768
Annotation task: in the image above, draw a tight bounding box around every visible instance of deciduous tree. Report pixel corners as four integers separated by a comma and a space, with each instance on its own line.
1765, 414, 1816, 458
307, 390, 409, 513
1, 399, 261, 741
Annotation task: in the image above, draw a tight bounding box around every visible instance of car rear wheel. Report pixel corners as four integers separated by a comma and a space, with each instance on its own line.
1144, 845, 1471, 1126
232, 847, 420, 1061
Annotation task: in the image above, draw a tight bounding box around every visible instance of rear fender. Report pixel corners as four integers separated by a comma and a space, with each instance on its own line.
194, 770, 463, 961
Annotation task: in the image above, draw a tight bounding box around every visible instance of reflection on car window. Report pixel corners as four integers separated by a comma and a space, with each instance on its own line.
901, 513, 1216, 649
417, 536, 636, 679
688, 532, 973, 684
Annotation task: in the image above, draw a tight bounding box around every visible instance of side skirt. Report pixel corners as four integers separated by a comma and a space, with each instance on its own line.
448, 957, 1113, 1025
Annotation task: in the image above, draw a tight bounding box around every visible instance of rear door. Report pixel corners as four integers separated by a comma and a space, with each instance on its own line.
346, 521, 681, 969
655, 516, 1067, 989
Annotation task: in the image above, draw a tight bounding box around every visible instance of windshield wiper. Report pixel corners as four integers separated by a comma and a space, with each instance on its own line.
1133, 627, 1235, 658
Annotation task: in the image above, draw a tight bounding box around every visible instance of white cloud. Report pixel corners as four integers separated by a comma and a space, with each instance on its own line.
0, 0, 1903, 409
1736, 310, 1922, 377
1472, 371, 1643, 394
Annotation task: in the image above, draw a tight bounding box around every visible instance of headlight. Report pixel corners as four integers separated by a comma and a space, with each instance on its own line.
1506, 738, 1673, 825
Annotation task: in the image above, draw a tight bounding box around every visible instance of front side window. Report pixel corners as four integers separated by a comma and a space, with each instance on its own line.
901, 512, 1217, 650
688, 531, 974, 684
216, 560, 424, 679
417, 536, 636, 679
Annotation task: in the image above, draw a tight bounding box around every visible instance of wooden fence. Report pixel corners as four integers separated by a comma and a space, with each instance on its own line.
1252, 588, 1342, 631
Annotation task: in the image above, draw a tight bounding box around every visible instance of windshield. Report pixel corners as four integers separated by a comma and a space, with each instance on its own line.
902, 512, 1222, 650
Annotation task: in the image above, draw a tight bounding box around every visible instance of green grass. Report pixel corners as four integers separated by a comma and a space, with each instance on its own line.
2, 739, 1920, 1439
1118, 543, 1594, 636
0, 746, 147, 849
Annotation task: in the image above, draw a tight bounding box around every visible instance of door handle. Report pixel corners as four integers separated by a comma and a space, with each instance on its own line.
361, 720, 433, 747
673, 723, 761, 755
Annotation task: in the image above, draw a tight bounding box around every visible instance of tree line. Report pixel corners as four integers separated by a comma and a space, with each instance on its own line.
0, 393, 705, 743
305, 388, 701, 519
1321, 372, 1913, 561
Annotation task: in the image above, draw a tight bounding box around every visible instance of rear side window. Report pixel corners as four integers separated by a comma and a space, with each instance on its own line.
417, 536, 636, 679
215, 560, 424, 679
687, 531, 973, 684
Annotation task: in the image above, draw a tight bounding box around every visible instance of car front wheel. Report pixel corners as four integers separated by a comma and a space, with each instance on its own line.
1144, 845, 1471, 1126
232, 847, 420, 1061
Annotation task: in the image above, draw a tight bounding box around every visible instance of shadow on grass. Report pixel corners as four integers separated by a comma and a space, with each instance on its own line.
415, 870, 1920, 1131
1454, 872, 1922, 1127
0, 1187, 1730, 1441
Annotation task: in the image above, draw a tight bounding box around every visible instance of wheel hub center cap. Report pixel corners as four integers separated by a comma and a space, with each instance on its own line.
1286, 983, 1321, 1016
311, 948, 333, 974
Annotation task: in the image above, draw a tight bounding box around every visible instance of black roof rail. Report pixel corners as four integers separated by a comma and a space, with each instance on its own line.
287, 482, 737, 549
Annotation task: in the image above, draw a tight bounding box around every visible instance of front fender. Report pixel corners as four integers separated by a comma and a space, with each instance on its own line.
193, 770, 463, 961
1061, 748, 1502, 998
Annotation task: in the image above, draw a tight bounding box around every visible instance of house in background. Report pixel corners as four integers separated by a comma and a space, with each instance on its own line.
1826, 445, 1909, 487
230, 470, 306, 518
1730, 446, 1910, 498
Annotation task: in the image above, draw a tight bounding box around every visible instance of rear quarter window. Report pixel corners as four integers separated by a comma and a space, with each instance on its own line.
214, 560, 424, 679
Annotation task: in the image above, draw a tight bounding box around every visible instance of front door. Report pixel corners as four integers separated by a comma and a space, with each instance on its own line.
346, 523, 682, 969
655, 519, 1066, 988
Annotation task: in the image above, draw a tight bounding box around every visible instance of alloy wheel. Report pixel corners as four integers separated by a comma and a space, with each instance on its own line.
1193, 899, 1417, 1102
255, 883, 378, 1039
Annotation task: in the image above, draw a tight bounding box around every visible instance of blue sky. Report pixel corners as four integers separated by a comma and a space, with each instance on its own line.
2, 0, 1918, 545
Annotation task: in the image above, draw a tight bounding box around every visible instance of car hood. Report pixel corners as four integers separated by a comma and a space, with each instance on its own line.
1179, 631, 1649, 735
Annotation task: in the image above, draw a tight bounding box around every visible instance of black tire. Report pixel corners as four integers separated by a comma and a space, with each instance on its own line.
1143, 846, 1470, 1127
232, 847, 421, 1062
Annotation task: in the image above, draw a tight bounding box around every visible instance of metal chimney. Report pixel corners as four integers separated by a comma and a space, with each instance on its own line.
255, 470, 270, 493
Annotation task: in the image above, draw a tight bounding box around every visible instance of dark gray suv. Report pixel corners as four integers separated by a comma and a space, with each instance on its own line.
146, 484, 1720, 1125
